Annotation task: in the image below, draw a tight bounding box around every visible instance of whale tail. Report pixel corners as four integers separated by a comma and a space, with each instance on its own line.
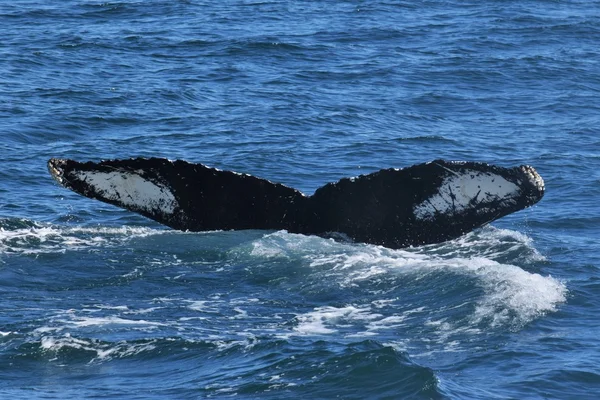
48, 158, 544, 248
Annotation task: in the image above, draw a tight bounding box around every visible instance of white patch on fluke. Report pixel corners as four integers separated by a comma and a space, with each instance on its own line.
413, 170, 519, 220
75, 171, 178, 215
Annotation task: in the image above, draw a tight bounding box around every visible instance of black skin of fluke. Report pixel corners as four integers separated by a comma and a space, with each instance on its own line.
48, 158, 544, 249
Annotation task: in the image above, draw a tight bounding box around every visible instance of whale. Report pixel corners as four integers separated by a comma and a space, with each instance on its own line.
47, 158, 544, 249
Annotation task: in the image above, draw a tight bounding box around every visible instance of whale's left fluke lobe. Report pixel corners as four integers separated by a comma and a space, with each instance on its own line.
48, 158, 545, 249
47, 157, 309, 232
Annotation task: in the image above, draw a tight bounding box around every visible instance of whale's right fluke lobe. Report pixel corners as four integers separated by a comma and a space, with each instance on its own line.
308, 160, 544, 248
48, 158, 544, 249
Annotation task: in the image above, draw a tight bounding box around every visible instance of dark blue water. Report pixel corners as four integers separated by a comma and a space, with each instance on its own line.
2, 1, 600, 398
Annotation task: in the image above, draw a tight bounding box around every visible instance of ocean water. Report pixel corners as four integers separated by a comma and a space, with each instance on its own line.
1, 1, 599, 398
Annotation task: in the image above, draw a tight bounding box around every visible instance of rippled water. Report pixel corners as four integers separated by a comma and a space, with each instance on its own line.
1, 1, 600, 398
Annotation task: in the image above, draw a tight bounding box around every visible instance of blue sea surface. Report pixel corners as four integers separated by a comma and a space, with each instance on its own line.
1, 1, 600, 398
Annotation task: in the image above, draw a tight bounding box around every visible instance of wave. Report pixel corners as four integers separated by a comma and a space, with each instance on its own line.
2, 220, 566, 379
243, 228, 565, 334
4, 334, 443, 398
2, 220, 565, 334
0, 218, 171, 255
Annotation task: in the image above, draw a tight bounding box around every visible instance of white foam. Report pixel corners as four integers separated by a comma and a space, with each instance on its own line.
413, 169, 520, 220
465, 258, 566, 327
70, 316, 165, 328
250, 240, 289, 258
290, 304, 430, 338
350, 253, 565, 328
426, 227, 546, 264
250, 230, 566, 337
74, 170, 178, 215
293, 306, 382, 335
366, 315, 407, 331
186, 300, 224, 313
289, 254, 565, 341
0, 224, 170, 255
40, 334, 156, 362
232, 307, 248, 319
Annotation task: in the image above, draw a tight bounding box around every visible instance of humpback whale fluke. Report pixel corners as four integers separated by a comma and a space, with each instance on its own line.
47, 158, 544, 249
